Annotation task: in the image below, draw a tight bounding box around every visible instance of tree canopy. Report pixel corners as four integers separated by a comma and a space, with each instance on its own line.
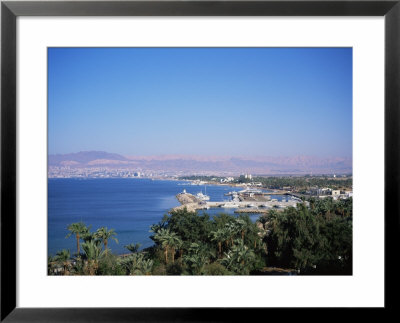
50, 197, 352, 276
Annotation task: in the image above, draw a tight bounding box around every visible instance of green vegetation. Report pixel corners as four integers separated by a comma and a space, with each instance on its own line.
66, 221, 90, 255
180, 175, 353, 191
242, 176, 352, 192
49, 197, 352, 276
261, 199, 352, 274
94, 227, 118, 250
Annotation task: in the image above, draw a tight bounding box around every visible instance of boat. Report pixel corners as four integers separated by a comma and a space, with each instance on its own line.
239, 187, 262, 194
196, 186, 210, 201
196, 192, 210, 201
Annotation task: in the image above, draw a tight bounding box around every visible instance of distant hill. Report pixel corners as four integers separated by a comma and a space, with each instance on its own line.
49, 151, 128, 166
48, 151, 352, 175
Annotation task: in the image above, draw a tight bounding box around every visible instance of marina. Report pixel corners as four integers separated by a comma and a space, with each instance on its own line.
173, 188, 303, 214
48, 178, 312, 256
49, 178, 266, 255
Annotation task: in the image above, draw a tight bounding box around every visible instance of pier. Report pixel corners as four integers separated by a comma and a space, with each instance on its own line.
172, 192, 303, 213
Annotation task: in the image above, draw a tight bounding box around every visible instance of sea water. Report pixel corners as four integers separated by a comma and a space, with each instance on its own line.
48, 178, 283, 256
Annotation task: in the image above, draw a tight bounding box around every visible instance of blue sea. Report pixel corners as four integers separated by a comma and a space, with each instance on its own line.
48, 178, 286, 256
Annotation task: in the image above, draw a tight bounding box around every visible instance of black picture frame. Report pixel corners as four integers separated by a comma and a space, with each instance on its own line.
1, 0, 399, 321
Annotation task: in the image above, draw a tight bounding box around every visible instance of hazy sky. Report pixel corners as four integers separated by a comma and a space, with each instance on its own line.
48, 47, 352, 158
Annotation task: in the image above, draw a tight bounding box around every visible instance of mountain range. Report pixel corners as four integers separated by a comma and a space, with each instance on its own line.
48, 151, 352, 175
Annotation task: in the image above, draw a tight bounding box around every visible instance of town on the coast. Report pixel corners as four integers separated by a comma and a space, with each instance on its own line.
49, 163, 352, 214
48, 167, 353, 276
173, 174, 352, 214
48, 48, 353, 277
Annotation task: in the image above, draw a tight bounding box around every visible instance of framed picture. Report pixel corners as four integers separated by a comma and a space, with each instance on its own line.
1, 0, 398, 320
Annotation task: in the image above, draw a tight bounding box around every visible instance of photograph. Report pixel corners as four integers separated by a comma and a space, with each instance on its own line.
47, 47, 353, 276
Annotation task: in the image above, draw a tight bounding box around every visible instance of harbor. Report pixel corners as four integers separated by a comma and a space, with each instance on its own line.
172, 187, 304, 214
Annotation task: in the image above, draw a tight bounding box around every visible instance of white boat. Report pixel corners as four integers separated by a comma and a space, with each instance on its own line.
196, 192, 210, 201
196, 186, 210, 201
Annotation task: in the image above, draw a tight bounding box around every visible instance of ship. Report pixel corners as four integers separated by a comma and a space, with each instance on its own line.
196, 186, 210, 201
196, 192, 210, 201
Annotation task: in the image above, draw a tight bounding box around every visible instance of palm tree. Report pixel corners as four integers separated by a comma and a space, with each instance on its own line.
183, 254, 207, 275
167, 234, 183, 263
176, 238, 184, 260
154, 228, 177, 264
226, 222, 240, 245
183, 243, 209, 275
48, 255, 55, 275
220, 239, 256, 275
55, 249, 71, 275
124, 243, 141, 253
140, 259, 154, 275
246, 222, 262, 249
94, 227, 118, 250
235, 218, 247, 241
66, 222, 89, 255
128, 253, 154, 275
210, 229, 225, 258
344, 200, 352, 217
267, 209, 279, 232
149, 216, 168, 241
153, 228, 169, 264
221, 226, 231, 248
81, 240, 103, 275
81, 231, 97, 243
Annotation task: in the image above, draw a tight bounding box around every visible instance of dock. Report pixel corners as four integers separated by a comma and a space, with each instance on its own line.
171, 192, 303, 214
234, 208, 269, 214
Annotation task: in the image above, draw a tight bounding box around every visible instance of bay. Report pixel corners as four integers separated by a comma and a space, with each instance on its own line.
48, 178, 285, 256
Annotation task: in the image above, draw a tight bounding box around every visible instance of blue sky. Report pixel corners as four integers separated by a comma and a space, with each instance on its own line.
48, 47, 352, 158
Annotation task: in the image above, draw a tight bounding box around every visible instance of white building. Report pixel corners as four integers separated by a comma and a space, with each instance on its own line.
244, 174, 252, 180
332, 190, 341, 196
